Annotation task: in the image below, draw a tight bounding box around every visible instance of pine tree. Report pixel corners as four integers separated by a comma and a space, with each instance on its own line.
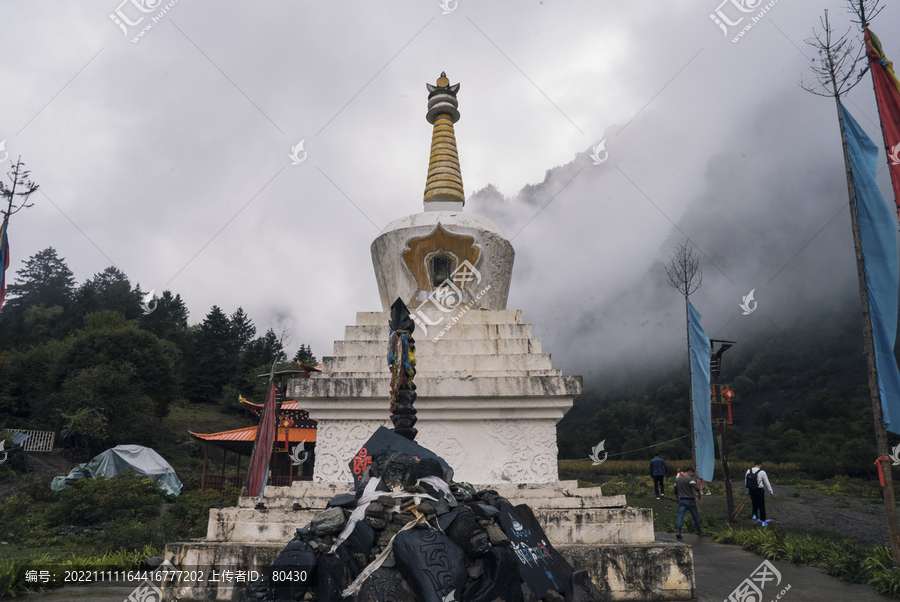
293, 344, 318, 367
72, 266, 142, 322
4, 247, 75, 311
183, 306, 237, 403
230, 307, 256, 352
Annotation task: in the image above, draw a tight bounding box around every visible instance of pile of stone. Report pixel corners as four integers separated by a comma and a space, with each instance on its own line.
246, 445, 603, 602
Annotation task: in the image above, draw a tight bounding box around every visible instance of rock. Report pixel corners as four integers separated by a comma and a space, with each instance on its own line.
447, 506, 490, 557
522, 582, 540, 602
543, 590, 565, 602
380, 452, 419, 491
328, 492, 357, 508
142, 556, 164, 569
310, 507, 347, 536
334, 521, 375, 575
472, 503, 500, 519
365, 502, 384, 517
392, 512, 416, 525
364, 517, 386, 530
316, 555, 352, 602
377, 523, 403, 547
564, 570, 604, 602
486, 524, 510, 547
438, 507, 460, 531
469, 531, 492, 556
378, 495, 397, 507
500, 502, 573, 596
268, 539, 316, 600
417, 457, 445, 480
356, 567, 416, 602
393, 529, 467, 602
180, 441, 201, 458
467, 563, 485, 579
463, 547, 524, 602
418, 502, 436, 516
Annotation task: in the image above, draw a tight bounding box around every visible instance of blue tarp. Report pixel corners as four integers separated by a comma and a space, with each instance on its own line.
841, 103, 900, 435
688, 299, 714, 482
50, 445, 182, 495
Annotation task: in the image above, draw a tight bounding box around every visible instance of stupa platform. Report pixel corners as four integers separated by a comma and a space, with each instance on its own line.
163, 480, 696, 601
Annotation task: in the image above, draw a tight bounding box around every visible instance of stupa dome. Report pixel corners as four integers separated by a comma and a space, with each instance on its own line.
371, 73, 515, 314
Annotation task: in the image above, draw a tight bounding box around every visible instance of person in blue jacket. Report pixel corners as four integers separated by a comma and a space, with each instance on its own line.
649, 452, 669, 499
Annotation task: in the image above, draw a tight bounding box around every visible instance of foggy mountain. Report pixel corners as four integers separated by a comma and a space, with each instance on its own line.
468, 84, 877, 391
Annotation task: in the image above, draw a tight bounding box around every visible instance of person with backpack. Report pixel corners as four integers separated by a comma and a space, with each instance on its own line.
745, 460, 775, 521
649, 453, 669, 499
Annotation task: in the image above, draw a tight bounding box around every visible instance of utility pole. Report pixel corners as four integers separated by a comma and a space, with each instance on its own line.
710, 340, 736, 522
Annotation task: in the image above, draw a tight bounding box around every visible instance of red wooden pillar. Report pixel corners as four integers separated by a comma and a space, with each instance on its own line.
201, 441, 209, 493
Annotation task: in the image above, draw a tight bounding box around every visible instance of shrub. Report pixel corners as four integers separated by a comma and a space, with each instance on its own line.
49, 472, 166, 526
94, 518, 167, 551
872, 568, 900, 597
164, 485, 239, 539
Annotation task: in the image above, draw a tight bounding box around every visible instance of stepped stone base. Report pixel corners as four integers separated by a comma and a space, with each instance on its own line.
291, 309, 582, 485
163, 481, 696, 601
163, 541, 695, 602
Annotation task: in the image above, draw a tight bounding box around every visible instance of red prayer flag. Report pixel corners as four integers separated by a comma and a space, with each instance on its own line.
866, 28, 900, 214
246, 368, 278, 497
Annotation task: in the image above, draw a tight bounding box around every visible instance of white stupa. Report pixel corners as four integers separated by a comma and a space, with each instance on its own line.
291, 72, 582, 485
163, 74, 696, 602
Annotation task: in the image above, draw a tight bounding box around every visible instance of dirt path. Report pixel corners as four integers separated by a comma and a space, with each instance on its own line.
763, 484, 891, 547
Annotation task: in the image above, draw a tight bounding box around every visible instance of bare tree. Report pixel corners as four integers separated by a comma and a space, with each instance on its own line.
847, 0, 884, 30
0, 157, 39, 220
800, 10, 867, 99
801, 6, 900, 566
665, 242, 702, 297
0, 158, 39, 312
665, 242, 703, 476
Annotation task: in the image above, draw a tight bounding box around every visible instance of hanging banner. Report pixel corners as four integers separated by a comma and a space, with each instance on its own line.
688, 299, 714, 482
840, 102, 900, 435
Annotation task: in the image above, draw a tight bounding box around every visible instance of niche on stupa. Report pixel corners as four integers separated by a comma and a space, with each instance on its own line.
401, 222, 483, 309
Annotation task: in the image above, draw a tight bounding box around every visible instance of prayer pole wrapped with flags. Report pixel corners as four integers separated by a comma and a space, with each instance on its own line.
865, 28, 900, 213
0, 215, 9, 313
245, 363, 279, 498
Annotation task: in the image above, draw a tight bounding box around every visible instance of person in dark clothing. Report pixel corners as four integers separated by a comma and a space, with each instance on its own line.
649, 453, 669, 499
674, 467, 705, 539
745, 460, 775, 521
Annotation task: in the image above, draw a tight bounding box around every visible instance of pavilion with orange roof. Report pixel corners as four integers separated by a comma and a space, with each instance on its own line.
189, 366, 322, 492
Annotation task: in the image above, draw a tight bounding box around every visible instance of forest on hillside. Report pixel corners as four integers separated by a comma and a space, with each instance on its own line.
0, 247, 318, 457
3, 247, 897, 482
557, 296, 900, 480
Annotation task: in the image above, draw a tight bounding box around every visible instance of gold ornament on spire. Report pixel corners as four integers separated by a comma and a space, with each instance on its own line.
423, 72, 464, 207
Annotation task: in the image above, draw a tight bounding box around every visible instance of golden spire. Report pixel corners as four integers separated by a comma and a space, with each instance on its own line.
423, 72, 464, 209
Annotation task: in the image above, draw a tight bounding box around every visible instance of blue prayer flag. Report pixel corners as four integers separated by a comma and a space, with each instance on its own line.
840, 103, 900, 434
688, 299, 714, 482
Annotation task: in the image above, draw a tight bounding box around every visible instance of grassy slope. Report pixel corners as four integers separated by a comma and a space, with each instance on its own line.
0, 403, 255, 563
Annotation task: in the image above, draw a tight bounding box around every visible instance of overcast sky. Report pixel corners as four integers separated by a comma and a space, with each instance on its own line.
1, 0, 898, 386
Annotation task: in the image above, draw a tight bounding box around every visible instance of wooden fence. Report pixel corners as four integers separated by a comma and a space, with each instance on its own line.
7, 429, 55, 452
